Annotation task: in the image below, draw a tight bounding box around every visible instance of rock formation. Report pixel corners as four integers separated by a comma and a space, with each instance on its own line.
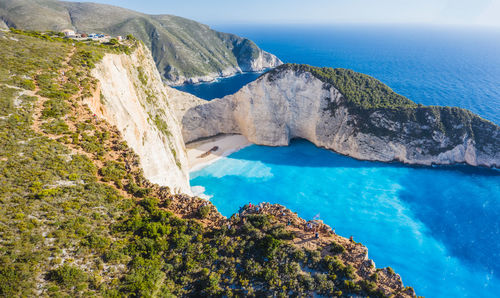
180, 64, 500, 167
89, 43, 192, 194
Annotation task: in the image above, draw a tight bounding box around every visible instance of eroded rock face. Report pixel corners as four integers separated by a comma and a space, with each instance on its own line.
181, 68, 500, 167
89, 44, 192, 194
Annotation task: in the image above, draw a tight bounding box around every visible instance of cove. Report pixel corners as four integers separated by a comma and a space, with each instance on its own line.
173, 71, 265, 100
190, 139, 500, 297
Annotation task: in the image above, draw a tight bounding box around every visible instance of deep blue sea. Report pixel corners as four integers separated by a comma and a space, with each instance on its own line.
187, 25, 500, 297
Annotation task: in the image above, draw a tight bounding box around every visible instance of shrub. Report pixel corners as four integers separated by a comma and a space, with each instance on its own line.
126, 180, 151, 198
342, 280, 361, 292
329, 241, 345, 255
247, 214, 270, 229
42, 119, 69, 134
46, 264, 88, 286
197, 205, 211, 219
100, 161, 126, 186
41, 99, 69, 118
260, 235, 281, 258
140, 197, 160, 213
81, 233, 110, 252
386, 266, 395, 276
19, 79, 36, 90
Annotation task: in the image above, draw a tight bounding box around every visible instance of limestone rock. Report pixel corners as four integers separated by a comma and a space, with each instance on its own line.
180, 66, 500, 168
89, 44, 192, 194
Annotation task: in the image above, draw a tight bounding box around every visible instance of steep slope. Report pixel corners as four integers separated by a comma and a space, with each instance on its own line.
88, 43, 191, 194
0, 30, 415, 297
0, 0, 282, 84
181, 64, 500, 167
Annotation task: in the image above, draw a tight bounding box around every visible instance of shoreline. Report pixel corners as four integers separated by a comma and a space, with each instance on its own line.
186, 134, 252, 172
169, 69, 270, 87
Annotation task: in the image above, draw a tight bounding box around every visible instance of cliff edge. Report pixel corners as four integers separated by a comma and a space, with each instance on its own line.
89, 43, 192, 194
181, 64, 500, 167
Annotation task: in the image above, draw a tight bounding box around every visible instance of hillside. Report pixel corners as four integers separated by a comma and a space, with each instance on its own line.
0, 29, 415, 297
180, 63, 500, 167
0, 0, 282, 84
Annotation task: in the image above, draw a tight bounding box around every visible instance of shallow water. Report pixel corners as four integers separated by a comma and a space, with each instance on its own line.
191, 140, 500, 297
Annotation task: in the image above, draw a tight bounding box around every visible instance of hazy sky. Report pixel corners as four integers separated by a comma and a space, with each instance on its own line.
67, 0, 500, 27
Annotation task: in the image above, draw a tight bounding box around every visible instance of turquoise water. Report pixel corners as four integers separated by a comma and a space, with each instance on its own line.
191, 140, 500, 297
187, 25, 500, 296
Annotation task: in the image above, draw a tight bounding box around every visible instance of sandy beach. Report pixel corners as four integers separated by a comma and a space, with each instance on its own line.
186, 134, 252, 172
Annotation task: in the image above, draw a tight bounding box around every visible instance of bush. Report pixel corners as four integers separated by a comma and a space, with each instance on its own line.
100, 161, 126, 186
19, 79, 36, 90
260, 235, 281, 258
342, 280, 361, 292
81, 233, 110, 252
46, 264, 88, 286
41, 99, 69, 118
42, 119, 69, 134
197, 205, 211, 219
386, 266, 395, 276
247, 214, 270, 229
329, 241, 345, 255
126, 180, 151, 197
140, 197, 160, 213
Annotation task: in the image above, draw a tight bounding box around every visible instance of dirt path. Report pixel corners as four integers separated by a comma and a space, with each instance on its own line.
31, 46, 76, 136
28, 46, 133, 197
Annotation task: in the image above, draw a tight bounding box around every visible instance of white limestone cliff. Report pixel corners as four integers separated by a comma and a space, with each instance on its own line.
88, 44, 192, 194
180, 68, 500, 168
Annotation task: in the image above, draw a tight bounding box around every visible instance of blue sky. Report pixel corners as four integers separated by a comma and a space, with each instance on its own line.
67, 0, 500, 27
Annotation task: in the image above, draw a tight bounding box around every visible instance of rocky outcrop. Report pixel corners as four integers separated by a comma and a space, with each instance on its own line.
88, 43, 192, 194
180, 64, 500, 167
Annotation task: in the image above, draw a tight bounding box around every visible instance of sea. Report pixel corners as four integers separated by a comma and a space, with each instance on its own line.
183, 25, 500, 297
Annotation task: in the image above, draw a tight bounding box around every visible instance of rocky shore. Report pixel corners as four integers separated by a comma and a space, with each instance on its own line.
179, 64, 500, 168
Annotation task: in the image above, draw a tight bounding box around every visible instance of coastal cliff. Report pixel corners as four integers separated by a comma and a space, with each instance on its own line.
0, 30, 416, 296
181, 64, 500, 167
89, 43, 192, 194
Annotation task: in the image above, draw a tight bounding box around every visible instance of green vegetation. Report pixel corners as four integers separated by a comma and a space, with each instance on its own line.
0, 30, 409, 297
197, 205, 211, 219
1, 0, 276, 83
269, 64, 499, 155
0, 30, 137, 296
269, 64, 416, 110
100, 161, 127, 187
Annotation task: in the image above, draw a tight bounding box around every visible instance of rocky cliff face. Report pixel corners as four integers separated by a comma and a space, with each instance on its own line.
88, 44, 192, 194
181, 65, 500, 168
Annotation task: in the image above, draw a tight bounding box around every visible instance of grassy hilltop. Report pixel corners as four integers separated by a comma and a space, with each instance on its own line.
0, 0, 278, 84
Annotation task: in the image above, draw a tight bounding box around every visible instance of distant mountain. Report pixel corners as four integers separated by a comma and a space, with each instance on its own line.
0, 0, 282, 84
